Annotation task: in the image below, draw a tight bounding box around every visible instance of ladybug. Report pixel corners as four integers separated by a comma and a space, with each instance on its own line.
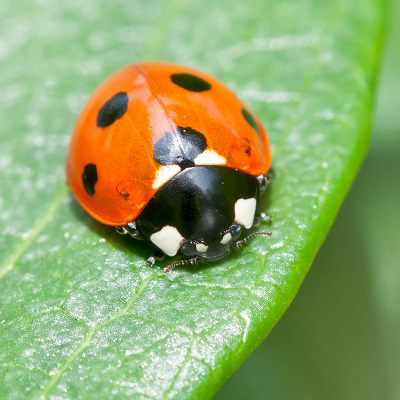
66, 62, 272, 272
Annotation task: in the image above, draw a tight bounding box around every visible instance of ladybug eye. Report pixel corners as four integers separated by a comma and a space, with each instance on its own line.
230, 224, 242, 241
180, 241, 197, 256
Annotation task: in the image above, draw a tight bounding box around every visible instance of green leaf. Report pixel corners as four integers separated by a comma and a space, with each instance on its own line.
219, 2, 400, 397
0, 0, 386, 399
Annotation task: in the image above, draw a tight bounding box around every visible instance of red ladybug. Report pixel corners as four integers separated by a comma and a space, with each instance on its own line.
66, 62, 272, 272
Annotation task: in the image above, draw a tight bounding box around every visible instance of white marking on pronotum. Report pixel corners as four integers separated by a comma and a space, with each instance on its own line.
150, 225, 184, 256
234, 198, 257, 229
196, 243, 208, 253
152, 165, 181, 189
194, 150, 226, 165
220, 232, 232, 244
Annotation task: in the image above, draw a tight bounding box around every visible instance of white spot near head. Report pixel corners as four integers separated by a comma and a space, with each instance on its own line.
150, 225, 184, 256
194, 150, 226, 165
220, 232, 232, 244
152, 165, 181, 189
234, 198, 257, 229
196, 243, 208, 253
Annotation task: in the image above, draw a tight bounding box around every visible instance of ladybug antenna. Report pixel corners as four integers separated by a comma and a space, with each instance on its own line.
164, 256, 200, 274
233, 231, 272, 248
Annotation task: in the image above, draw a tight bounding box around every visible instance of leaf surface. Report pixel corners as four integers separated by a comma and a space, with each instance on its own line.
0, 0, 386, 398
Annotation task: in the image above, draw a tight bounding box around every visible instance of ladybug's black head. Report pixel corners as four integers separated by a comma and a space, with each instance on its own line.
178, 223, 243, 262
136, 166, 268, 268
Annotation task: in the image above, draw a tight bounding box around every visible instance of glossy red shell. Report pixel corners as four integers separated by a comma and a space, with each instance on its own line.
66, 62, 271, 226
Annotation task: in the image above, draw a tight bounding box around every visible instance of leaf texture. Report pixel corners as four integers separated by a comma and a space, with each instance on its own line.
0, 0, 386, 398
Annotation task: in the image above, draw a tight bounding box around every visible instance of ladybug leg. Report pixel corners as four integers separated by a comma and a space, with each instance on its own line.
257, 168, 275, 192
147, 249, 165, 267
116, 220, 144, 240
164, 256, 200, 274
253, 212, 273, 227
254, 167, 274, 226
116, 226, 128, 234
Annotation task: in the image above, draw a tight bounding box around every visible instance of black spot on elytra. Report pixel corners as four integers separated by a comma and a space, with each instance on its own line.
97, 92, 128, 128
242, 108, 260, 134
82, 164, 98, 196
154, 127, 207, 169
170, 73, 211, 92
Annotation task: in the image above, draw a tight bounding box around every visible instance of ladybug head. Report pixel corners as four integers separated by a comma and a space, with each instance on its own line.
136, 166, 270, 271
145, 224, 270, 274
179, 224, 243, 262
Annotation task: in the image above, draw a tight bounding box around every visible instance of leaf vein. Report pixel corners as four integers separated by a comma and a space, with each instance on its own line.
0, 184, 68, 281
37, 272, 160, 399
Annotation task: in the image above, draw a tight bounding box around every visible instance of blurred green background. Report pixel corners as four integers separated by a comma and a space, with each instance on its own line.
218, 1, 400, 399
